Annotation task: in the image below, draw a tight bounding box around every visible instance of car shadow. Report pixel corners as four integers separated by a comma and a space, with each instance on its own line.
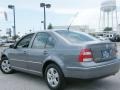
65, 76, 119, 90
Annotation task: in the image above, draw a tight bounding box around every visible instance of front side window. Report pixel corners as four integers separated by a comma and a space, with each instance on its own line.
32, 32, 55, 49
17, 34, 34, 48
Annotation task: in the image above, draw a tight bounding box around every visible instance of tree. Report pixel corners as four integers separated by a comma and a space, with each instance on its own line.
1, 36, 7, 39
104, 27, 112, 31
47, 23, 53, 30
12, 35, 20, 40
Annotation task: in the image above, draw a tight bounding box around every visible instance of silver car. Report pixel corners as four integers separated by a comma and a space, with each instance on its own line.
0, 30, 120, 90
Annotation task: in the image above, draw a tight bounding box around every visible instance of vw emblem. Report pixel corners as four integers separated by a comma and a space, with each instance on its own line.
103, 51, 109, 58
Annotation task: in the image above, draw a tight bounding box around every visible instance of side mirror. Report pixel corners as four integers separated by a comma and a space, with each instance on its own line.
9, 44, 15, 48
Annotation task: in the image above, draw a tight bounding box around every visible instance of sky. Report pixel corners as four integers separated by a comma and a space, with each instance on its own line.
0, 0, 120, 36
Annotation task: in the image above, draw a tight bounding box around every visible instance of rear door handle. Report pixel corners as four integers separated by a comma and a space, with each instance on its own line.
43, 50, 48, 55
23, 51, 27, 54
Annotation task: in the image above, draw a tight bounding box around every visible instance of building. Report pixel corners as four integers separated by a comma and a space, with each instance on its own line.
53, 25, 95, 34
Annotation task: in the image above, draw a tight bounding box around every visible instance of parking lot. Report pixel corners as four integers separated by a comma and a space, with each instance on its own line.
0, 44, 120, 90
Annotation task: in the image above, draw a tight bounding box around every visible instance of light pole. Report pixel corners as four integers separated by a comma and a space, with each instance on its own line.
40, 3, 51, 30
8, 5, 16, 41
0, 30, 2, 38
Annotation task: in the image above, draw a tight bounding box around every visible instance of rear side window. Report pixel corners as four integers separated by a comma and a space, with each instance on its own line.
46, 36, 55, 48
32, 32, 55, 49
56, 30, 98, 43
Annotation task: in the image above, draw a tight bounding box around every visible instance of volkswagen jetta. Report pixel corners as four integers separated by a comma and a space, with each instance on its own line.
0, 30, 120, 90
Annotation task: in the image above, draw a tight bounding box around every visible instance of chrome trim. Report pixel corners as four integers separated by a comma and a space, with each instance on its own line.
67, 60, 120, 70
12, 66, 42, 74
10, 59, 42, 64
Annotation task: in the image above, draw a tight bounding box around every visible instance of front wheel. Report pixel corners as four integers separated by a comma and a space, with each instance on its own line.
45, 64, 66, 90
0, 57, 14, 74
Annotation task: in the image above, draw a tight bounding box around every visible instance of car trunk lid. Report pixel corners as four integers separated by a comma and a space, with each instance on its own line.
85, 41, 117, 63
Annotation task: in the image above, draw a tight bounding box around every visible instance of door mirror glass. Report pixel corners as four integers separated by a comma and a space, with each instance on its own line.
9, 44, 15, 48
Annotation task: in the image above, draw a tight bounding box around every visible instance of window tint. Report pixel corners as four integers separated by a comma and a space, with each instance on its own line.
56, 30, 98, 43
17, 34, 34, 48
32, 32, 55, 49
46, 36, 55, 48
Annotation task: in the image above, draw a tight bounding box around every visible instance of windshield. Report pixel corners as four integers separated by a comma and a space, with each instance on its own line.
56, 30, 98, 43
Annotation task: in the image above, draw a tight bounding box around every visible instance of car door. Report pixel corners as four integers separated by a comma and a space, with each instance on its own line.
9, 33, 34, 69
27, 32, 55, 73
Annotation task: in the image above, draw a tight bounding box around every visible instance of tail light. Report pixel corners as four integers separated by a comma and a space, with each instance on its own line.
78, 48, 93, 62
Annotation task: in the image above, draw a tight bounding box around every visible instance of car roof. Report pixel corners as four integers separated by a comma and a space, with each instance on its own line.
24, 29, 86, 37
36, 29, 66, 32
36, 29, 84, 34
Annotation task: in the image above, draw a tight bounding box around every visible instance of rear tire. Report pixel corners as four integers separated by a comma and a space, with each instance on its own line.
0, 57, 14, 74
44, 64, 66, 90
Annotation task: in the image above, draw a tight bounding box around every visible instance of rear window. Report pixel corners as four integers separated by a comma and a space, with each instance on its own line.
56, 30, 98, 43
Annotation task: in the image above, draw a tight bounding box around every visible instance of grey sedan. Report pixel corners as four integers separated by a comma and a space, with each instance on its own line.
0, 30, 120, 90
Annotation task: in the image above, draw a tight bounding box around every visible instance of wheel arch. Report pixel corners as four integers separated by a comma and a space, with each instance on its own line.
1, 54, 8, 60
42, 60, 64, 77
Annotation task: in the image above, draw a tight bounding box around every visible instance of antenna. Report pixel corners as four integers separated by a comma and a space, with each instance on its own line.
67, 12, 79, 31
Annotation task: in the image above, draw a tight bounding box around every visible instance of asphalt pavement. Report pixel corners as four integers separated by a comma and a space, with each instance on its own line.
0, 70, 120, 90
0, 45, 120, 90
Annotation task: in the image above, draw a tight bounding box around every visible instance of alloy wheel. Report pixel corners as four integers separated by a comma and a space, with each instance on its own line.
47, 68, 59, 88
1, 60, 12, 73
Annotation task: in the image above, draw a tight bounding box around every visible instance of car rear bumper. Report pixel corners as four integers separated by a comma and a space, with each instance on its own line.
64, 59, 120, 79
